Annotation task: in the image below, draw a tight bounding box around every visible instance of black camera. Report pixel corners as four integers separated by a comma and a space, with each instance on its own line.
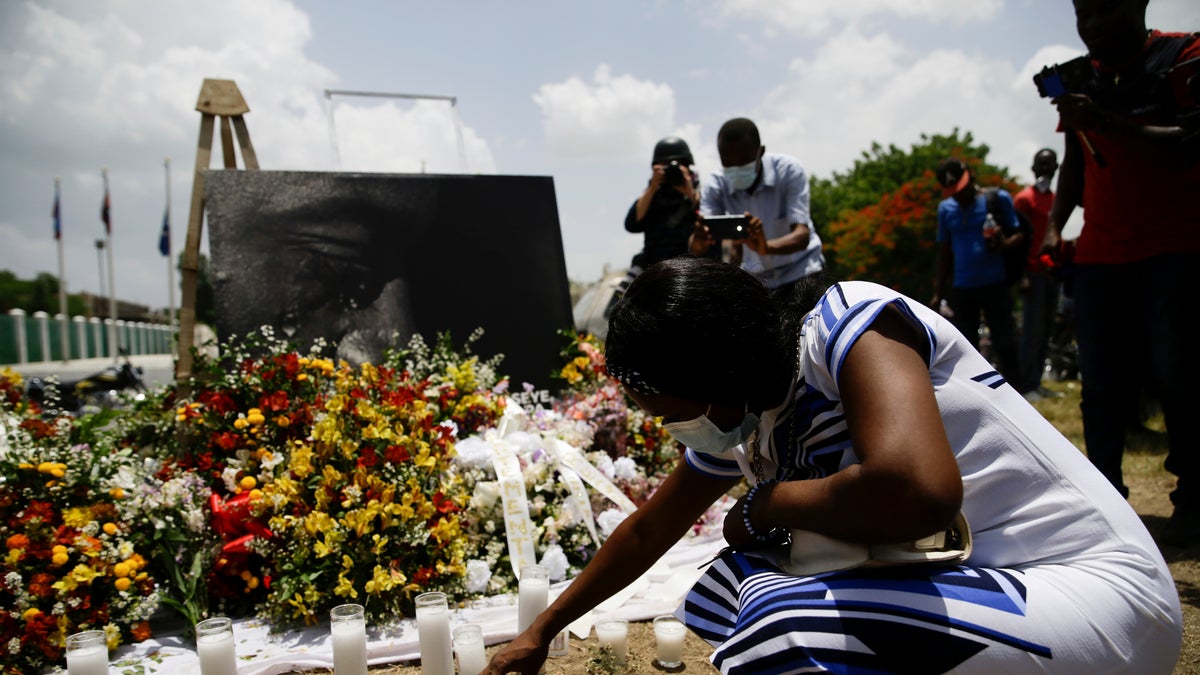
662, 160, 685, 187
1033, 56, 1100, 99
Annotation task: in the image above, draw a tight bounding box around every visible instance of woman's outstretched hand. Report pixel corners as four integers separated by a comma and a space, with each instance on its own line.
479, 629, 549, 675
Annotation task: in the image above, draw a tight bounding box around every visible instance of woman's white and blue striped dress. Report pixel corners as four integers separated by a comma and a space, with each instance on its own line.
678, 281, 1181, 674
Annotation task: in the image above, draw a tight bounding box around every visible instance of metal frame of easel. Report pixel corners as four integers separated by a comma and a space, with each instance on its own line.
175, 79, 259, 390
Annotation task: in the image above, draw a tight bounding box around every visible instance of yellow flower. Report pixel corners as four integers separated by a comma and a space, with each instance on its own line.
113, 562, 131, 578
334, 573, 357, 598
239, 476, 257, 491
246, 408, 266, 426
110, 488, 126, 499
52, 552, 69, 566
234, 417, 248, 430
114, 577, 131, 592
22, 608, 40, 621
62, 506, 93, 528
102, 522, 118, 536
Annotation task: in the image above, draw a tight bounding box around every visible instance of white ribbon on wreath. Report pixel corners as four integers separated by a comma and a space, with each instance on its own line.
488, 400, 639, 577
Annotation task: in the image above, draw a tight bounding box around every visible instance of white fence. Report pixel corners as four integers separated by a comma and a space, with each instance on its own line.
1, 309, 175, 365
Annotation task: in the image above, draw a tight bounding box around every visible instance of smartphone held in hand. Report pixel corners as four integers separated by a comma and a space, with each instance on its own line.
705, 214, 751, 240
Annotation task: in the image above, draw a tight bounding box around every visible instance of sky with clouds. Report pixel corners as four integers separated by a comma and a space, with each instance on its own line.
1, 0, 1196, 310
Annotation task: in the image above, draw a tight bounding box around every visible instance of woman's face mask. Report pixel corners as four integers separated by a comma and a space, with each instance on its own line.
663, 404, 759, 455
723, 161, 759, 191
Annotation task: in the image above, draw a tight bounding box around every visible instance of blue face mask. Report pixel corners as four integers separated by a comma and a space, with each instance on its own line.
663, 404, 759, 455
723, 161, 758, 191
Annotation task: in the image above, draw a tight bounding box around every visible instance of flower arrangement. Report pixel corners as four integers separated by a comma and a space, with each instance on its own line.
0, 369, 160, 675
0, 326, 733, 660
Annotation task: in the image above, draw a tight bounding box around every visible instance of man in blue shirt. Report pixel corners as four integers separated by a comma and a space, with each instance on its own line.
930, 157, 1023, 385
691, 118, 824, 295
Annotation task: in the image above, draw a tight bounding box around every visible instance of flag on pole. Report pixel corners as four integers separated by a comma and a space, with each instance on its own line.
52, 184, 61, 240
101, 186, 111, 234
158, 208, 170, 256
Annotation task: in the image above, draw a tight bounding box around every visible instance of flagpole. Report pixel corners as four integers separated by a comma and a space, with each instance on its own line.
54, 177, 69, 363
164, 157, 176, 343
102, 167, 118, 360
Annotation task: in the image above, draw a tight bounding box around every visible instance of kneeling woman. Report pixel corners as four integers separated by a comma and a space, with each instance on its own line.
483, 257, 1180, 674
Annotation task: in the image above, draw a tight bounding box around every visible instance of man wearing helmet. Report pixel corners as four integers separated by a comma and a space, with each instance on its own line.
623, 136, 703, 275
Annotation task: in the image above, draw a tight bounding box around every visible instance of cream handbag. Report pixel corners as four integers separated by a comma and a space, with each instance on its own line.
776, 512, 973, 577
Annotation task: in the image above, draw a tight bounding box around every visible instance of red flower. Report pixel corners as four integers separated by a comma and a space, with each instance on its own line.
198, 390, 238, 415
357, 447, 378, 469
260, 390, 289, 412
413, 566, 435, 585
214, 432, 241, 451
432, 492, 458, 515
384, 445, 410, 464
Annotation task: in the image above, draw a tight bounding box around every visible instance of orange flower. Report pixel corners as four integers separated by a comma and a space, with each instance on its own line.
131, 621, 152, 642
6, 534, 29, 550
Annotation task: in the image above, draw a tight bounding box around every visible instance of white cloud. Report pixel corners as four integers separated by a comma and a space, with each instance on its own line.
0, 0, 498, 307
749, 25, 1066, 189
329, 98, 497, 175
533, 64, 680, 162
714, 0, 1003, 36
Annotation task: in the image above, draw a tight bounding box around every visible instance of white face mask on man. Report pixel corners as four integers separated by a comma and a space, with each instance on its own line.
663, 404, 759, 455
723, 161, 758, 191
1034, 176, 1052, 193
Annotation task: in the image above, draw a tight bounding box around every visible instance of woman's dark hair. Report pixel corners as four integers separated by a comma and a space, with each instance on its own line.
605, 257, 825, 412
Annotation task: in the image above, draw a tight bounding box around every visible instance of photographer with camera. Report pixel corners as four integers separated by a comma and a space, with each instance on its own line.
1037, 0, 1200, 545
623, 136, 702, 278
690, 117, 824, 296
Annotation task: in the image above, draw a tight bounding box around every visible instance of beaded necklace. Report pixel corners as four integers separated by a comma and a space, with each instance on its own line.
747, 327, 808, 485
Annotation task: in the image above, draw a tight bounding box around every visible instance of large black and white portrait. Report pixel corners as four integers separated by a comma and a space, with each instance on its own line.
205, 170, 574, 390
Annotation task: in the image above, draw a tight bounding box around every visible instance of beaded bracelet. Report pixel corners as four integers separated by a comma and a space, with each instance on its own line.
742, 479, 779, 543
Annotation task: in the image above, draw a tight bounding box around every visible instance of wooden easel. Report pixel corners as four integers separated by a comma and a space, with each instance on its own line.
176, 79, 259, 390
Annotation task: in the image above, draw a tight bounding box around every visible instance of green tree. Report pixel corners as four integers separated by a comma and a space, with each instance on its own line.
0, 270, 88, 315
812, 129, 1019, 299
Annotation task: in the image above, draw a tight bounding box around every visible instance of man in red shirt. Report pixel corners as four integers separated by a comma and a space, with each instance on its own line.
1044, 0, 1200, 544
1014, 149, 1061, 401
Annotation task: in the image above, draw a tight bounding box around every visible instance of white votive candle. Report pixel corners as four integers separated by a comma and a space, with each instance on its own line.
653, 615, 687, 668
453, 623, 488, 675
594, 618, 629, 665
517, 564, 549, 634
65, 630, 108, 675
415, 591, 454, 675
195, 617, 237, 675
330, 603, 368, 675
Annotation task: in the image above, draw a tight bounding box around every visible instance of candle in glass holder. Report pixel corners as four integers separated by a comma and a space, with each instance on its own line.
65, 630, 108, 675
452, 624, 487, 675
547, 628, 570, 658
415, 591, 454, 675
330, 603, 368, 675
653, 615, 686, 668
517, 564, 549, 634
195, 617, 237, 675
594, 618, 629, 666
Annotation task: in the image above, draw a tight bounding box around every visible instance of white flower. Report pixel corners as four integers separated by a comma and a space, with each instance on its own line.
596, 509, 628, 538
220, 466, 241, 493
454, 436, 495, 471
613, 457, 639, 481
472, 482, 501, 510
465, 559, 492, 593
594, 454, 615, 481
539, 545, 569, 581
439, 419, 459, 439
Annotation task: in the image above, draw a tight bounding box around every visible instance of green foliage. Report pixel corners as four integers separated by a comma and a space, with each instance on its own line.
0, 270, 88, 315
811, 129, 1020, 298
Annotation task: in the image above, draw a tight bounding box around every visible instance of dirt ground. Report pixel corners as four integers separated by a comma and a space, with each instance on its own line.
326, 381, 1197, 674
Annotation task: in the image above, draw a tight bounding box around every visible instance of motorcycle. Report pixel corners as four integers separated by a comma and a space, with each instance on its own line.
25, 349, 148, 416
